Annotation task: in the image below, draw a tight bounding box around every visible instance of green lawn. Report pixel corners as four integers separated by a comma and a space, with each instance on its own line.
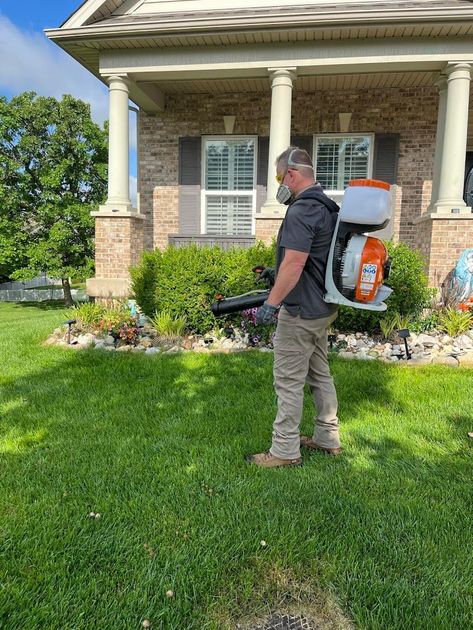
0, 302, 472, 629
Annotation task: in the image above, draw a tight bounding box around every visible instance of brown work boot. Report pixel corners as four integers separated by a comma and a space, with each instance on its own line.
300, 436, 342, 456
246, 451, 302, 468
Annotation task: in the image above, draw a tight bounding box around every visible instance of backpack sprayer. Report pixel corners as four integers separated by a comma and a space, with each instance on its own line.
211, 179, 393, 317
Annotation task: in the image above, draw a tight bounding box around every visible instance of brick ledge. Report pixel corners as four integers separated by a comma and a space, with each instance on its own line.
413, 212, 473, 225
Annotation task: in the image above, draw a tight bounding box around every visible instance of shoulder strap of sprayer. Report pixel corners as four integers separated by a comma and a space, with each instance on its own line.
305, 190, 340, 214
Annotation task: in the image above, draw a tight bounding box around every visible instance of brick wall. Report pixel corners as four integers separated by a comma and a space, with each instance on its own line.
135, 86, 473, 288
95, 216, 144, 279
417, 216, 473, 287
139, 86, 439, 251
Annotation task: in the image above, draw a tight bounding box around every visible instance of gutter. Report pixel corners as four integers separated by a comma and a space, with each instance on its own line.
45, 7, 473, 42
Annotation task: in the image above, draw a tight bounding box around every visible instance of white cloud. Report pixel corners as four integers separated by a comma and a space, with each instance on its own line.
0, 14, 109, 123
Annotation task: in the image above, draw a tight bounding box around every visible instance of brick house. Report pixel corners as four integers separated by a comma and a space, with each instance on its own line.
46, 0, 473, 299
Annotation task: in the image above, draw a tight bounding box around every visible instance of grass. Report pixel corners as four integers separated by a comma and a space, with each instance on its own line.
0, 302, 472, 629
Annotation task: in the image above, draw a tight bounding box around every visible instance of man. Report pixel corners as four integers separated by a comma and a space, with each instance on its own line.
247, 146, 341, 468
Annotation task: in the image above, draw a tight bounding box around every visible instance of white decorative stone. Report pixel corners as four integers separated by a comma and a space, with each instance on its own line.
77, 333, 95, 347
431, 355, 459, 366
418, 334, 437, 347
458, 352, 473, 365
408, 355, 432, 365
139, 338, 153, 348
456, 334, 473, 349
104, 335, 115, 346
145, 347, 160, 355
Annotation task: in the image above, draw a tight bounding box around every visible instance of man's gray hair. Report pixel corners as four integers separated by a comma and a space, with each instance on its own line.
276, 146, 314, 177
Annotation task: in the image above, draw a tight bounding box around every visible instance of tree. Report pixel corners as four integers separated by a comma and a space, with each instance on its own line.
0, 92, 108, 303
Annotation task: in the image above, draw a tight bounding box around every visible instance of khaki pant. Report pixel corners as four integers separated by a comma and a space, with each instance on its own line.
270, 307, 339, 460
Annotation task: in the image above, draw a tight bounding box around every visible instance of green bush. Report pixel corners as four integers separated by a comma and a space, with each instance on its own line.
130, 242, 275, 334
129, 250, 161, 318
335, 242, 433, 334
131, 240, 430, 336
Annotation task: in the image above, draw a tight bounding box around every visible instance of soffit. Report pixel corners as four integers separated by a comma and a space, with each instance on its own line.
138, 71, 439, 95
61, 22, 473, 79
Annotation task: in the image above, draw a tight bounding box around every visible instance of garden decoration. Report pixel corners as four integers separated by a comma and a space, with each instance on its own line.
65, 319, 77, 345
452, 248, 473, 307
397, 328, 412, 360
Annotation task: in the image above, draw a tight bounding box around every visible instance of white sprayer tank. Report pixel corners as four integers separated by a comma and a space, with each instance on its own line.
340, 179, 392, 226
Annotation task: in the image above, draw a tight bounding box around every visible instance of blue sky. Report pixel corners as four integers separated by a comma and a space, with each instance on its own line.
0, 0, 138, 200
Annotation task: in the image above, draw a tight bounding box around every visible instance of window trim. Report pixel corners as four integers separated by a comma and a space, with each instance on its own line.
313, 133, 374, 196
201, 135, 258, 236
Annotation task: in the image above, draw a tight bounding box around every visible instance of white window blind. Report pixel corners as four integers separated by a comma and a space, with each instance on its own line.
203, 137, 256, 236
314, 135, 372, 192
206, 195, 254, 235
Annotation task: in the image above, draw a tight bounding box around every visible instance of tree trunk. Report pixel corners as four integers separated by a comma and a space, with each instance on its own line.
62, 278, 73, 306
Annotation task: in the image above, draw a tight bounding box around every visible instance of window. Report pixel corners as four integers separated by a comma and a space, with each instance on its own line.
202, 137, 256, 236
314, 135, 373, 194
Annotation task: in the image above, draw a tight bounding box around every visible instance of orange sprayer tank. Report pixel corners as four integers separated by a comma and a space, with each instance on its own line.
355, 237, 389, 303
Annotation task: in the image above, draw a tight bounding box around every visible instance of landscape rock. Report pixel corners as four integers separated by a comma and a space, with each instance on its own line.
76, 333, 95, 348
431, 355, 459, 367
417, 334, 437, 347
456, 334, 473, 350
145, 347, 160, 355
117, 345, 132, 353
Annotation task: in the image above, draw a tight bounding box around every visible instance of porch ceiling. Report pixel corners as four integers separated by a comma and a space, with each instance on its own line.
149, 71, 439, 94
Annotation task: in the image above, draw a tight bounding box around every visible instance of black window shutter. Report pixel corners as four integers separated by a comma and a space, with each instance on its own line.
178, 137, 202, 235
373, 134, 400, 184
257, 137, 269, 186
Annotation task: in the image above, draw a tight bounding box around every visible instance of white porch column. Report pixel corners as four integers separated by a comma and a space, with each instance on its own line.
434, 63, 472, 214
429, 74, 447, 210
261, 68, 296, 216
101, 74, 133, 213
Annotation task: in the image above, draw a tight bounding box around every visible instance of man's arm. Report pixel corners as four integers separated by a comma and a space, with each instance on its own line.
266, 248, 308, 306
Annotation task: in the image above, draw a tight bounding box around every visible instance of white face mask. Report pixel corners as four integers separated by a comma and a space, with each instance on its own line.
276, 183, 294, 205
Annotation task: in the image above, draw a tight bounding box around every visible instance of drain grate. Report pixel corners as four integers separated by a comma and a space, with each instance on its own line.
250, 613, 318, 630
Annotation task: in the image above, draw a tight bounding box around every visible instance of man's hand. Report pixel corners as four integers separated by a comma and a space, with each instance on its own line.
256, 301, 279, 325
257, 267, 276, 287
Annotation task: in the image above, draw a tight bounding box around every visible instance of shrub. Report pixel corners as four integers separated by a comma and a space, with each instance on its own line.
151, 309, 187, 338
130, 242, 276, 334
130, 250, 161, 318
409, 310, 440, 333
437, 307, 473, 338
335, 242, 433, 334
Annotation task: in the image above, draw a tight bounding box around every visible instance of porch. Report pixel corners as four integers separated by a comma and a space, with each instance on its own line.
46, 6, 473, 297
